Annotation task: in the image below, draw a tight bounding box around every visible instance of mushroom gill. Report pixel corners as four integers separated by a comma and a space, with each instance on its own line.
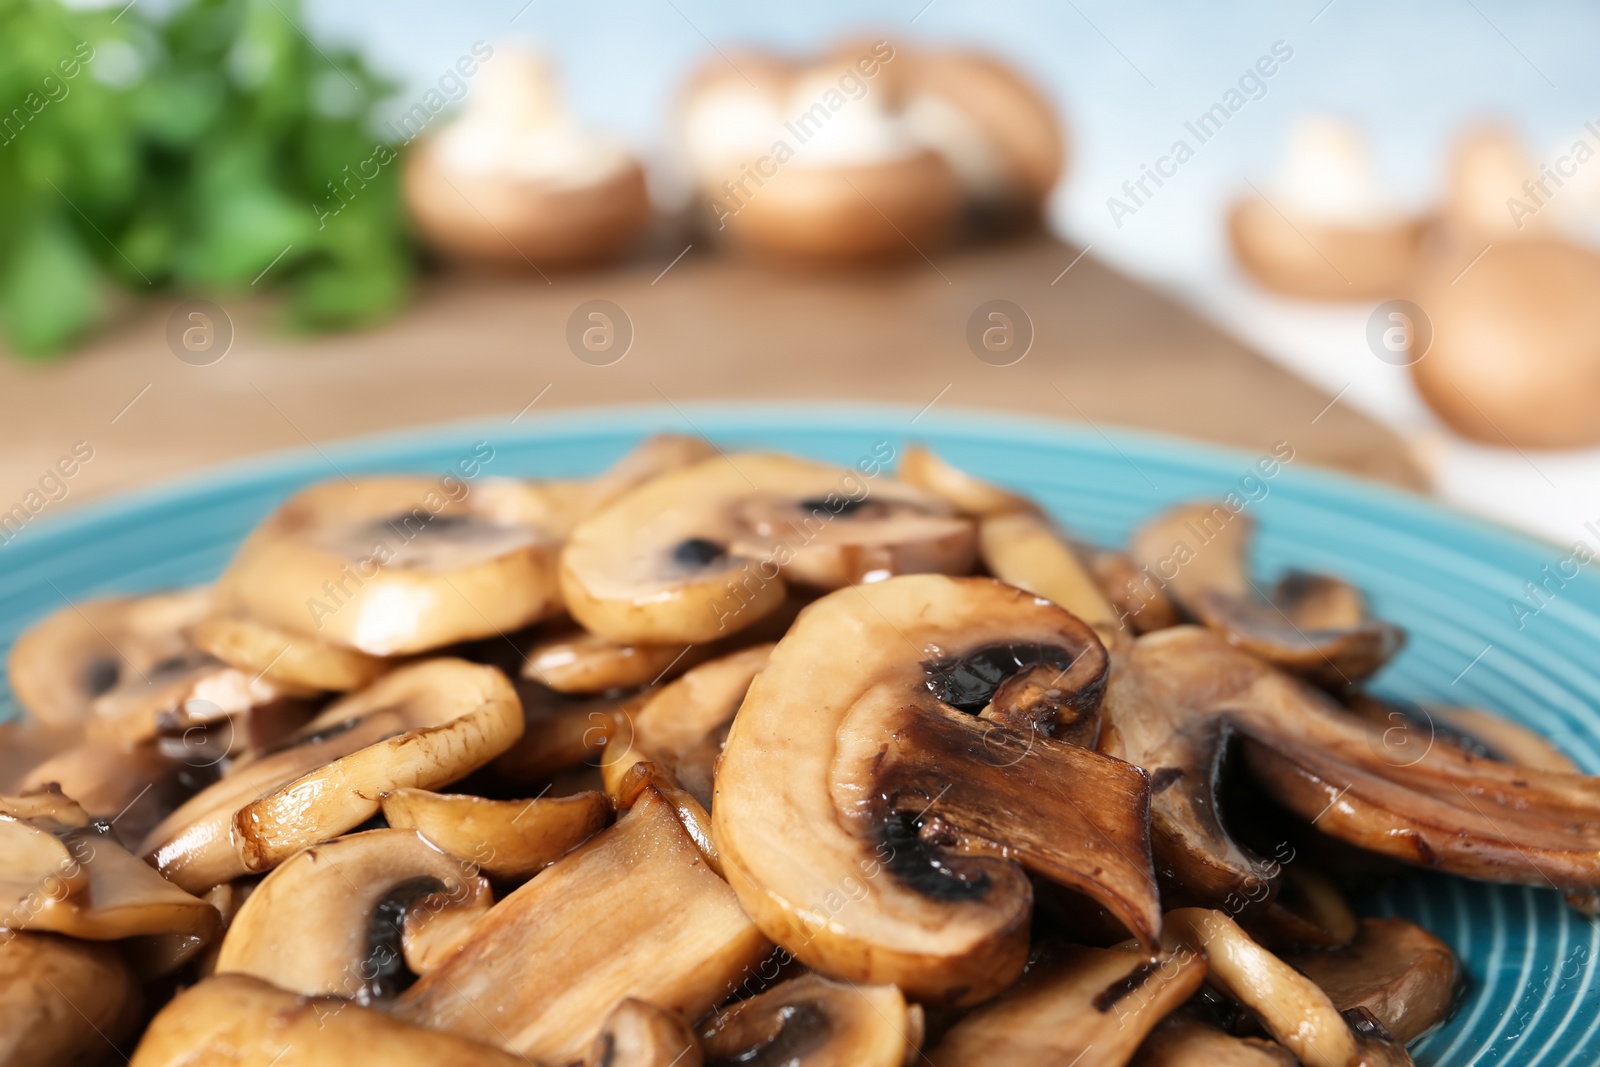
141, 659, 522, 892
393, 783, 770, 1063
926, 944, 1206, 1066
699, 973, 921, 1067
1131, 502, 1403, 686
560, 454, 976, 644
715, 575, 1159, 1006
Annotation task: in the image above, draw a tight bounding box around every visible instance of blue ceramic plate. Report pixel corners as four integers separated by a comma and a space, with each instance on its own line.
4, 404, 1597, 1064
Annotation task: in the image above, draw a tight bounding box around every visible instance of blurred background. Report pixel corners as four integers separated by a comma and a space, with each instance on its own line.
4, 0, 1599, 548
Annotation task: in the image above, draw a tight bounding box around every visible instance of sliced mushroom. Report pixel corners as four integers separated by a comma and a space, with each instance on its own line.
1, 931, 143, 1067
191, 614, 390, 692
380, 787, 609, 881
926, 944, 1206, 1066
1102, 626, 1600, 904
588, 999, 703, 1067
1131, 502, 1404, 686
0, 791, 219, 967
490, 681, 646, 785
1285, 917, 1461, 1045
1133, 1013, 1296, 1066
897, 445, 1036, 518
601, 644, 773, 807
142, 659, 523, 892
1088, 547, 1181, 635
18, 736, 213, 848
214, 828, 492, 1001
212, 477, 567, 656
715, 575, 1159, 1006
1244, 864, 1359, 949
561, 454, 976, 644
128, 973, 531, 1067
1162, 908, 1412, 1067
979, 512, 1123, 648
394, 783, 770, 1063
700, 973, 920, 1067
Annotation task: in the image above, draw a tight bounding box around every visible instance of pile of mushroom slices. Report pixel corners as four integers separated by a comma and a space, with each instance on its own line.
4, 439, 1599, 1067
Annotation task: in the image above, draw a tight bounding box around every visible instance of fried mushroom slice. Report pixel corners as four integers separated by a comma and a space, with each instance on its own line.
128, 973, 530, 1067
699, 974, 919, 1067
19, 737, 209, 849
897, 445, 1036, 518
1131, 502, 1404, 685
560, 454, 976, 644
214, 828, 492, 1002
1285, 918, 1461, 1045
979, 512, 1124, 648
395, 784, 770, 1063
588, 999, 703, 1067
715, 575, 1159, 1007
927, 944, 1205, 1066
380, 787, 609, 881
491, 681, 647, 785
1, 792, 220, 964
191, 615, 390, 692
1132, 1013, 1295, 1066
1105, 627, 1600, 902
1162, 909, 1412, 1067
601, 644, 773, 808
141, 659, 523, 892
1, 931, 143, 1067
1089, 548, 1181, 635
212, 478, 567, 656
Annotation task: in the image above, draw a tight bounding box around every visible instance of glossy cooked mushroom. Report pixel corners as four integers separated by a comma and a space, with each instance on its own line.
1132, 1012, 1296, 1066
561, 453, 976, 644
490, 681, 646, 786
1102, 626, 1600, 905
601, 644, 773, 808
699, 973, 920, 1067
978, 512, 1124, 649
128, 974, 531, 1067
213, 828, 492, 1001
142, 659, 522, 892
587, 998, 703, 1067
897, 444, 1037, 518
380, 786, 609, 881
1131, 502, 1403, 686
394, 783, 769, 1062
19, 735, 213, 848
926, 944, 1206, 1066
1285, 918, 1461, 1045
715, 575, 1159, 1006
1162, 909, 1413, 1067
1, 931, 143, 1067
191, 614, 390, 692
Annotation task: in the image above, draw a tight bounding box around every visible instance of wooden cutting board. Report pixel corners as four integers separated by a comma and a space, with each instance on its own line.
0, 234, 1423, 521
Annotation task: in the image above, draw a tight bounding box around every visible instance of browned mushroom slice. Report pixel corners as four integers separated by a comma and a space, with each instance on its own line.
214, 828, 492, 1001
898, 444, 1037, 518
1089, 547, 1181, 635
1102, 626, 1600, 903
1133, 1013, 1296, 1066
1285, 917, 1461, 1045
128, 973, 531, 1067
979, 511, 1124, 648
0, 791, 220, 967
588, 999, 703, 1067
381, 787, 609, 880
1244, 865, 1359, 949
1131, 503, 1404, 685
1162, 908, 1413, 1067
1, 931, 143, 1067
18, 737, 208, 848
491, 680, 647, 785
601, 645, 773, 807
715, 575, 1158, 1007
191, 614, 391, 692
700, 973, 920, 1067
560, 453, 976, 644
394, 784, 770, 1062
211, 477, 568, 657
141, 659, 523, 892
927, 944, 1205, 1066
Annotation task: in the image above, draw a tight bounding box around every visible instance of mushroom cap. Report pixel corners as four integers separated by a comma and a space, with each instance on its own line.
901, 49, 1065, 217
1443, 124, 1552, 244
561, 453, 975, 644
213, 478, 565, 656
926, 943, 1206, 1066
587, 998, 704, 1067
142, 658, 523, 892
191, 614, 390, 692
722, 150, 962, 266
715, 574, 1159, 1006
0, 931, 143, 1067
394, 784, 770, 1063
1228, 195, 1426, 300
699, 973, 919, 1067
1411, 237, 1600, 449
127, 973, 531, 1067
214, 828, 493, 1001
380, 787, 609, 881
1286, 917, 1461, 1045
